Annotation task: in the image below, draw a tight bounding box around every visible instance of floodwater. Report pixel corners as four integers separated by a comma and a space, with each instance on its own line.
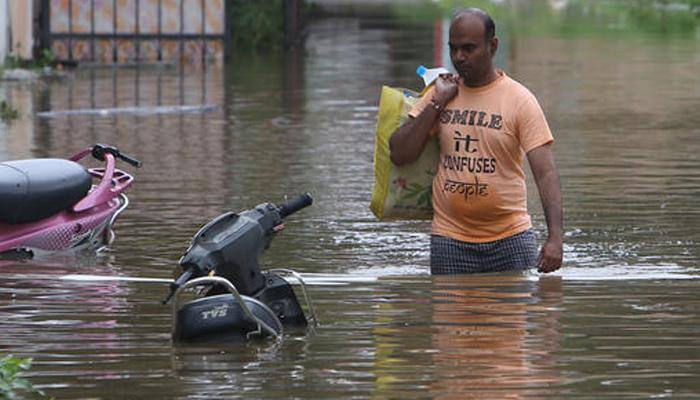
2, 11, 700, 400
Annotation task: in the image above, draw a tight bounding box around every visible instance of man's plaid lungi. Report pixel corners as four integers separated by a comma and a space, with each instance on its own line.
430, 229, 538, 274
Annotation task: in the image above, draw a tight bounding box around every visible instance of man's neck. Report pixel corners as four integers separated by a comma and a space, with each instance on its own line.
462, 68, 499, 88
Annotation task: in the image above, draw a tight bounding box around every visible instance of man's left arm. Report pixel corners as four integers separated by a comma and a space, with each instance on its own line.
527, 143, 563, 273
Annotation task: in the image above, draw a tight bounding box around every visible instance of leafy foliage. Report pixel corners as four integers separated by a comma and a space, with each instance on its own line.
4, 52, 24, 69
229, 0, 285, 51
33, 49, 57, 69
0, 355, 48, 400
4, 45, 57, 70
0, 100, 20, 123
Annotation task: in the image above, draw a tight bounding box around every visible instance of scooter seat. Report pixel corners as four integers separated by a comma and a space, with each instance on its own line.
0, 159, 92, 224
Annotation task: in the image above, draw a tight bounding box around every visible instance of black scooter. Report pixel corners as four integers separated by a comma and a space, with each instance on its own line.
163, 193, 317, 343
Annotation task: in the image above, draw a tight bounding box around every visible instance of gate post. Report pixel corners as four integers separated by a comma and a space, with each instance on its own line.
224, 0, 233, 59
283, 0, 302, 49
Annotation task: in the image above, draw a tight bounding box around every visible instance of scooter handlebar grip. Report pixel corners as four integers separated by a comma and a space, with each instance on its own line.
119, 153, 142, 168
278, 193, 313, 218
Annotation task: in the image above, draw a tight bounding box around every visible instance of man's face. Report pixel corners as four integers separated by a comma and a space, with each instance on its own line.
448, 15, 497, 85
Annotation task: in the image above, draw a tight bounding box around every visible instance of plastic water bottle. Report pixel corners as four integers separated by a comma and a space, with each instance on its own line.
416, 65, 451, 87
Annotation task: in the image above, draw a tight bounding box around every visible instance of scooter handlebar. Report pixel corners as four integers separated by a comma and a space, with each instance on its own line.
278, 193, 313, 219
91, 144, 142, 168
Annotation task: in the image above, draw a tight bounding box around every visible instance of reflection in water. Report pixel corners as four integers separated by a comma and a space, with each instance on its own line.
0, 258, 130, 386
430, 275, 563, 399
371, 274, 564, 399
170, 341, 293, 399
0, 82, 35, 160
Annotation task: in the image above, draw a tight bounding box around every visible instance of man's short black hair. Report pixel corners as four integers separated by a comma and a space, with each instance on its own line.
452, 8, 496, 40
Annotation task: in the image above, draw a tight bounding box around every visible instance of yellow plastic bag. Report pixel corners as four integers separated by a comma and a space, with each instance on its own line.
370, 86, 439, 220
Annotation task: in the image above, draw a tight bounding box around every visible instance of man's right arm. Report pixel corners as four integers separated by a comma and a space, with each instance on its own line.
389, 74, 458, 166
389, 105, 442, 166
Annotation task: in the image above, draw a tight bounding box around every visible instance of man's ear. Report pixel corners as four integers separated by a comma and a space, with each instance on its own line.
490, 37, 499, 57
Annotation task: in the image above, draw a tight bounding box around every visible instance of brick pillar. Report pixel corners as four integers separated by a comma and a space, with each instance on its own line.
8, 0, 33, 59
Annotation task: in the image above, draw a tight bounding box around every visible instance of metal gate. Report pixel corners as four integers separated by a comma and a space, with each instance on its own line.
40, 0, 229, 64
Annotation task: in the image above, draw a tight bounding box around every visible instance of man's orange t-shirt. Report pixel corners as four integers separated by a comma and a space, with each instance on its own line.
409, 70, 553, 243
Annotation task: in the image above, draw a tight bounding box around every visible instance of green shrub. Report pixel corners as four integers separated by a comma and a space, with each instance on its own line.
4, 45, 56, 70
0, 355, 49, 400
0, 100, 20, 123
229, 0, 285, 51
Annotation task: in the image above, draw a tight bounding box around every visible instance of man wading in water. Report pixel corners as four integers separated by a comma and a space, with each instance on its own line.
390, 8, 563, 274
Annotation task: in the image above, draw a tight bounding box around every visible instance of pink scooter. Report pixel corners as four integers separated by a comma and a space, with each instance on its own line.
0, 144, 141, 258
